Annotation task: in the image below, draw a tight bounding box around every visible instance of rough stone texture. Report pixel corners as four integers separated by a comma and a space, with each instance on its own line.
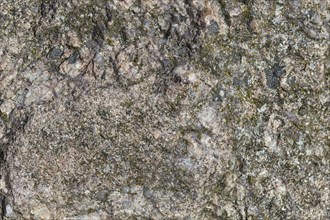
0, 0, 329, 219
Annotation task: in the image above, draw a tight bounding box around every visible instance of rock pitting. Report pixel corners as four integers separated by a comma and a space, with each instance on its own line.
0, 0, 329, 219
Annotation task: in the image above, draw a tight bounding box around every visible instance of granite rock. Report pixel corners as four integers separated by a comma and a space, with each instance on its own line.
0, 0, 329, 219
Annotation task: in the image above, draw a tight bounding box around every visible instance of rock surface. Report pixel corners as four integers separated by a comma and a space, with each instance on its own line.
0, 0, 329, 219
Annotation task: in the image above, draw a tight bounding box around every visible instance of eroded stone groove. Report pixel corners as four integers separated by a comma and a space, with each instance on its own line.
0, 0, 329, 219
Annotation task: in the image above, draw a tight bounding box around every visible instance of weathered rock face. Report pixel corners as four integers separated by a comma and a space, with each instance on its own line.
0, 0, 329, 219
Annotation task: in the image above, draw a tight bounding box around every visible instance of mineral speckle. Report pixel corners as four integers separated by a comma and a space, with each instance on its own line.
0, 0, 329, 219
